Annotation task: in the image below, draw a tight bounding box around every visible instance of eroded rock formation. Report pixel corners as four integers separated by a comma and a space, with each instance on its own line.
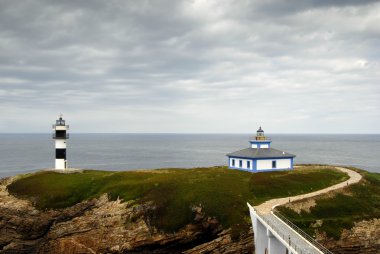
0, 177, 253, 254
317, 219, 380, 254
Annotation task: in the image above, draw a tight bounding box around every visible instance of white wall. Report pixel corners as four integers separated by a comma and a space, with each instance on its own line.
229, 157, 253, 170
55, 140, 67, 149
269, 234, 287, 254
255, 218, 269, 254
55, 126, 68, 130
257, 158, 291, 171
250, 143, 270, 148
55, 159, 66, 170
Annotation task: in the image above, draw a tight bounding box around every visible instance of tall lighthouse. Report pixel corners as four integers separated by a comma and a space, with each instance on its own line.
52, 115, 69, 170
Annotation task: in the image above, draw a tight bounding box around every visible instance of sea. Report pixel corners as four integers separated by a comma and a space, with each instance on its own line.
0, 134, 379, 178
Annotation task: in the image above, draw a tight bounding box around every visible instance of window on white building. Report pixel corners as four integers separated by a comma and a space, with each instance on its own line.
247, 161, 251, 169
272, 160, 277, 168
232, 159, 235, 166
239, 160, 242, 167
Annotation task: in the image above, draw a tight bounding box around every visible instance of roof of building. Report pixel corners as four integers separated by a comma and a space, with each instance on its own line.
227, 148, 296, 159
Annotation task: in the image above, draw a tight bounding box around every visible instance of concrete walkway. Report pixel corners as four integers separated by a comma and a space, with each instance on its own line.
255, 167, 362, 214
260, 213, 323, 254
251, 167, 363, 254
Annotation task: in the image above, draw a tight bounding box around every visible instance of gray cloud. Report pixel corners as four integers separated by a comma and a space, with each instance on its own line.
0, 0, 379, 133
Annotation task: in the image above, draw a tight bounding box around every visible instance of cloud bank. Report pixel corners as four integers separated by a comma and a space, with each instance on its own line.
0, 0, 379, 133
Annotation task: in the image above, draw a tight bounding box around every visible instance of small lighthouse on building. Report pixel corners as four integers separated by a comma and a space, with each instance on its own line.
52, 115, 69, 170
227, 127, 295, 172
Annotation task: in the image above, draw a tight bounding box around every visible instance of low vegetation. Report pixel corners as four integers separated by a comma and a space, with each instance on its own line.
277, 167, 380, 239
7, 165, 348, 233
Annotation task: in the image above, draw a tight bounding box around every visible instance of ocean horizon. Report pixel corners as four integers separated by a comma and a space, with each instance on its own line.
1, 133, 379, 178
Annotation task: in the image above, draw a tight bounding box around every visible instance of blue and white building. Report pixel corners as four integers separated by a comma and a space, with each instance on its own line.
227, 127, 295, 172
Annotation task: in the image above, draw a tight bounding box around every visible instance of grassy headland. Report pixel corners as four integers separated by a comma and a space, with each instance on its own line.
277, 167, 380, 239
7, 165, 348, 233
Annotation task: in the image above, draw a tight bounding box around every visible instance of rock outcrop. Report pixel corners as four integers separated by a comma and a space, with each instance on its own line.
184, 229, 253, 254
0, 177, 253, 254
317, 219, 380, 254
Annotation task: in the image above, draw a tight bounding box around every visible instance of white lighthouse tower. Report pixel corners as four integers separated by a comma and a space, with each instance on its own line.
52, 115, 69, 170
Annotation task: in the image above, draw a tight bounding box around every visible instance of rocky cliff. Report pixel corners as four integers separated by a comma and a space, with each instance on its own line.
317, 219, 380, 254
0, 177, 253, 254
3, 168, 378, 254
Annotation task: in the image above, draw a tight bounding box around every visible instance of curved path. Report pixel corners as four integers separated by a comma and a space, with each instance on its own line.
255, 167, 362, 214
250, 167, 363, 254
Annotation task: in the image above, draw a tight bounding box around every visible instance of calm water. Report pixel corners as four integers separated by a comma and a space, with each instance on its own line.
0, 134, 379, 178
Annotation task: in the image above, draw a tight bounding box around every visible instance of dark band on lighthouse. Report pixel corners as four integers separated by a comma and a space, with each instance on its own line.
55, 149, 66, 159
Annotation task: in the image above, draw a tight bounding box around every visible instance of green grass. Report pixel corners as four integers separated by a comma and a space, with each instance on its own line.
248, 168, 348, 204
7, 165, 348, 233
276, 167, 380, 239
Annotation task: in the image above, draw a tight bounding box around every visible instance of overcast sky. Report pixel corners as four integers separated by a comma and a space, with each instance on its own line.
0, 0, 379, 133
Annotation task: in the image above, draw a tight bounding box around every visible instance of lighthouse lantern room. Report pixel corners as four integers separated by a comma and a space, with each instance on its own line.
52, 115, 69, 170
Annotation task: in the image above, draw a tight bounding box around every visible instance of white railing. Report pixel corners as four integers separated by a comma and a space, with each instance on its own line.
273, 211, 333, 254
256, 210, 312, 254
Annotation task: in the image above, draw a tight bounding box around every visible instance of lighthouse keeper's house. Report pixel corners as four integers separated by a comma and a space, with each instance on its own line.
227, 127, 295, 172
